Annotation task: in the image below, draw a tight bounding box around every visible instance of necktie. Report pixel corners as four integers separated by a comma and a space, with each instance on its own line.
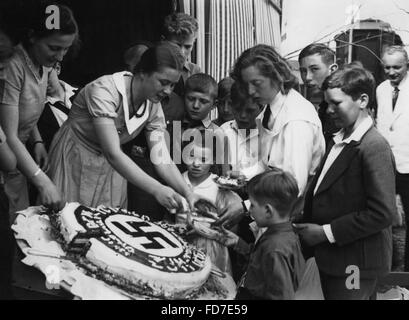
262, 105, 272, 129
392, 87, 400, 111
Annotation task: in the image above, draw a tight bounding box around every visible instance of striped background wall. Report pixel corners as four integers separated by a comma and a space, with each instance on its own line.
181, 0, 281, 118
183, 0, 281, 81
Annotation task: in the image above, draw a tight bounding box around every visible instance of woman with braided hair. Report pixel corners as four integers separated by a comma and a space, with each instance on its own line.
215, 44, 325, 230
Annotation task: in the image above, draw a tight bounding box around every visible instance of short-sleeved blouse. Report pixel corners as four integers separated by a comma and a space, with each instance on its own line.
66, 71, 166, 152
0, 44, 50, 143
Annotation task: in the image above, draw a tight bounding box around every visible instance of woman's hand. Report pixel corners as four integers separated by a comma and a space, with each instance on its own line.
33, 143, 49, 172
184, 191, 205, 212
154, 185, 184, 212
36, 179, 63, 212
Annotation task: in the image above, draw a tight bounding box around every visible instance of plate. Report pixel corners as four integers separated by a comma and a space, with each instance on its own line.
213, 176, 247, 190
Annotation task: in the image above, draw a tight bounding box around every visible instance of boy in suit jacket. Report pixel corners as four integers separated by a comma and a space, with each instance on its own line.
294, 65, 396, 300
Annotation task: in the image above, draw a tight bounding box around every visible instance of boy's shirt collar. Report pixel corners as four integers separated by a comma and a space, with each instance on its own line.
332, 115, 373, 145
182, 114, 213, 129
255, 222, 294, 245
183, 172, 216, 189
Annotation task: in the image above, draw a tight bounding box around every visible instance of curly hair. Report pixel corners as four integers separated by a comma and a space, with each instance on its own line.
231, 44, 298, 94
162, 13, 198, 39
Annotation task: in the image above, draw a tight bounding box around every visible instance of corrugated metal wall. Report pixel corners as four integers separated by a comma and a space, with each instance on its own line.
183, 0, 281, 82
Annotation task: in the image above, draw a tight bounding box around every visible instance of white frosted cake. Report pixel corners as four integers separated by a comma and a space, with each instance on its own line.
53, 202, 212, 298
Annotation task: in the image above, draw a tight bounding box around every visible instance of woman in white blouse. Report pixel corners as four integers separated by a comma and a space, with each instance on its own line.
216, 44, 325, 228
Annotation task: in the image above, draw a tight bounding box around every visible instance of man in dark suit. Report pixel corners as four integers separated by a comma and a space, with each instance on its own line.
294, 65, 396, 300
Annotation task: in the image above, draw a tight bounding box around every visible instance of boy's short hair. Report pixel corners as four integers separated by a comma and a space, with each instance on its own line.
230, 82, 251, 109
322, 64, 376, 105
162, 13, 198, 39
218, 77, 235, 100
299, 43, 336, 66
247, 168, 299, 217
185, 73, 218, 100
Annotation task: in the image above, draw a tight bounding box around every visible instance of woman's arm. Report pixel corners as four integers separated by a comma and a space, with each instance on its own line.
93, 118, 185, 211
29, 125, 49, 171
0, 127, 17, 172
146, 129, 205, 209
0, 105, 62, 210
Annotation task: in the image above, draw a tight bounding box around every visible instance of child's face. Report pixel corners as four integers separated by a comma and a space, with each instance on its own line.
300, 53, 333, 94
167, 34, 196, 64
185, 91, 215, 120
217, 98, 234, 122
324, 88, 364, 131
231, 100, 262, 130
186, 145, 213, 179
249, 196, 269, 228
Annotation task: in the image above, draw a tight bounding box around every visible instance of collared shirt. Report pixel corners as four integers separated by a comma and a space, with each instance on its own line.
256, 89, 325, 195
221, 120, 265, 180
314, 115, 373, 243
182, 171, 219, 204
182, 115, 214, 130
376, 73, 409, 173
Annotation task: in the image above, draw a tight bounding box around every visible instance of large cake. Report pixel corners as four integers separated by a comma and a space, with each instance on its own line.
51, 202, 212, 298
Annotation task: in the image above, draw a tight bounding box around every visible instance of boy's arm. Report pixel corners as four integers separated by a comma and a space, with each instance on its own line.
233, 237, 252, 257
263, 251, 296, 300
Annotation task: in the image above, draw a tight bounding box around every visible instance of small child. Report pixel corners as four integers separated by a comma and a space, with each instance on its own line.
213, 77, 235, 126
221, 82, 264, 180
215, 168, 306, 300
177, 131, 237, 275
177, 73, 228, 175
183, 73, 219, 129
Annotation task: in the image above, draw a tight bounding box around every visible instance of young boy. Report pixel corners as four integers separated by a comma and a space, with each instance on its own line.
215, 168, 306, 300
162, 12, 201, 96
213, 77, 235, 126
221, 82, 264, 180
294, 65, 396, 300
173, 73, 227, 174
299, 43, 339, 142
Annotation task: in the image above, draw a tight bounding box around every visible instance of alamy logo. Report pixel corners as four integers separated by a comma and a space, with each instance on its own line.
45, 5, 60, 30
345, 265, 360, 290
